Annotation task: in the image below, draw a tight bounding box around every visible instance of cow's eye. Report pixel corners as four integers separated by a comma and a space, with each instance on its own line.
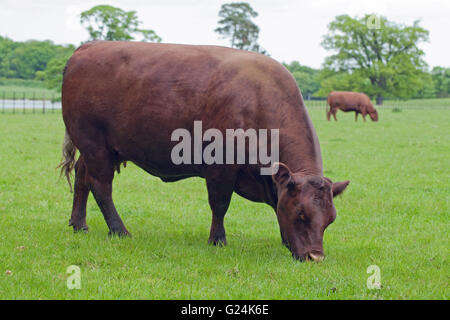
313, 194, 323, 206
297, 210, 305, 220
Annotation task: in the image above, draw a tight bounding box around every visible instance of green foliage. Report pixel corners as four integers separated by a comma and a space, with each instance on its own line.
35, 44, 74, 91
0, 36, 74, 84
413, 72, 436, 99
320, 15, 430, 104
0, 36, 17, 77
283, 61, 320, 98
431, 66, 450, 98
0, 39, 54, 79
316, 71, 355, 97
38, 57, 68, 91
215, 2, 266, 54
80, 5, 161, 42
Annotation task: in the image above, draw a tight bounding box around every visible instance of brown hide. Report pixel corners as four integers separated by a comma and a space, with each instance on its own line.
61, 41, 349, 261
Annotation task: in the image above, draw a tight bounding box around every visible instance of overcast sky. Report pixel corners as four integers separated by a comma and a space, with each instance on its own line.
1, 0, 449, 68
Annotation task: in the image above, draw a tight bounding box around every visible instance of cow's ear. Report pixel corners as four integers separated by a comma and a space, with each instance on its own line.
272, 162, 293, 187
332, 180, 350, 197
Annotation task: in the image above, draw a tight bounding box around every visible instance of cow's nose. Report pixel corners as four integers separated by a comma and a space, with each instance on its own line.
308, 252, 325, 262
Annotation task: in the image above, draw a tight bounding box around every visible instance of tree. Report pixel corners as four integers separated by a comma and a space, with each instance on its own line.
431, 67, 450, 98
0, 36, 17, 77
215, 2, 266, 54
5, 40, 56, 79
321, 14, 429, 104
0, 38, 73, 80
80, 5, 161, 42
413, 72, 436, 99
283, 61, 320, 98
36, 44, 75, 91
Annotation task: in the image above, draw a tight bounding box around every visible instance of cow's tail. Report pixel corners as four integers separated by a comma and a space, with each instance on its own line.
57, 129, 77, 193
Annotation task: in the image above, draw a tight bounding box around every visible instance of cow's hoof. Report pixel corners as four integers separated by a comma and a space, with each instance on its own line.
108, 229, 131, 238
208, 235, 227, 246
69, 220, 89, 233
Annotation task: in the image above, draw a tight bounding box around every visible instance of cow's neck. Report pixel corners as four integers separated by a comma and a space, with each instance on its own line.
278, 104, 323, 177
261, 105, 323, 210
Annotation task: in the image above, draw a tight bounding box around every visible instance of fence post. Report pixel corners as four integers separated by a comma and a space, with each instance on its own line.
33, 92, 35, 113
23, 92, 26, 114
12, 91, 15, 114
42, 92, 45, 114
2, 91, 4, 113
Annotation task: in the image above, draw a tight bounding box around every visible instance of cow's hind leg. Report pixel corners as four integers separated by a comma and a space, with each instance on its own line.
205, 168, 236, 246
332, 109, 338, 121
327, 105, 335, 121
69, 155, 89, 232
83, 148, 130, 236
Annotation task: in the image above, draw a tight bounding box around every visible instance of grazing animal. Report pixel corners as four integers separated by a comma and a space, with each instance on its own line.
327, 91, 378, 122
60, 41, 349, 261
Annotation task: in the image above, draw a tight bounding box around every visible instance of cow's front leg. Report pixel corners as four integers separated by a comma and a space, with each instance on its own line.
205, 168, 236, 246
355, 112, 358, 122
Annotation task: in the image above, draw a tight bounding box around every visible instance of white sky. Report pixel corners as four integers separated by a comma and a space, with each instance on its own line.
1, 0, 449, 68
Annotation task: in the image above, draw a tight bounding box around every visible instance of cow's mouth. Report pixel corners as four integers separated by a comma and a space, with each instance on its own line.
292, 250, 325, 262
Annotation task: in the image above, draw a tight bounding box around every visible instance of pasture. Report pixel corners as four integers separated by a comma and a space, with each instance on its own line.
0, 108, 448, 299
0, 78, 58, 101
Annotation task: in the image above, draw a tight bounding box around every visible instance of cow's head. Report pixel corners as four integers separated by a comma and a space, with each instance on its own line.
369, 109, 379, 121
367, 104, 378, 121
272, 162, 349, 262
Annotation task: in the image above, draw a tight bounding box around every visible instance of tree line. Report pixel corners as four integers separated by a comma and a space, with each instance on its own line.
0, 3, 448, 103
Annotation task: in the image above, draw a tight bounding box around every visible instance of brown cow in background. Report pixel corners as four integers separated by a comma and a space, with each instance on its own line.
327, 91, 378, 122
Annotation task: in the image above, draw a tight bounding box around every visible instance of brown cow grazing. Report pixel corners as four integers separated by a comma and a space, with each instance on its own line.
60, 41, 349, 261
327, 91, 378, 122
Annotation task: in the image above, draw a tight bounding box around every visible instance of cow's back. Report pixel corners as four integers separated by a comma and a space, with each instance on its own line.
328, 91, 370, 110
62, 41, 308, 177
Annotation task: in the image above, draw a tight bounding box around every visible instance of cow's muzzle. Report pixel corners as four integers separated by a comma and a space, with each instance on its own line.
293, 251, 325, 262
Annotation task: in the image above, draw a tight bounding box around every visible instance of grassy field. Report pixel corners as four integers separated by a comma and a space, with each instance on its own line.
378, 97, 450, 108
0, 78, 59, 100
0, 109, 448, 299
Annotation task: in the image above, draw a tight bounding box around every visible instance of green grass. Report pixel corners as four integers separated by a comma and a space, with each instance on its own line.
0, 78, 59, 100
0, 109, 448, 299
378, 97, 450, 108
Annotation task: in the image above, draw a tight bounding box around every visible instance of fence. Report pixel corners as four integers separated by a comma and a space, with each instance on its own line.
0, 91, 61, 114
0, 91, 449, 114
303, 99, 450, 110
